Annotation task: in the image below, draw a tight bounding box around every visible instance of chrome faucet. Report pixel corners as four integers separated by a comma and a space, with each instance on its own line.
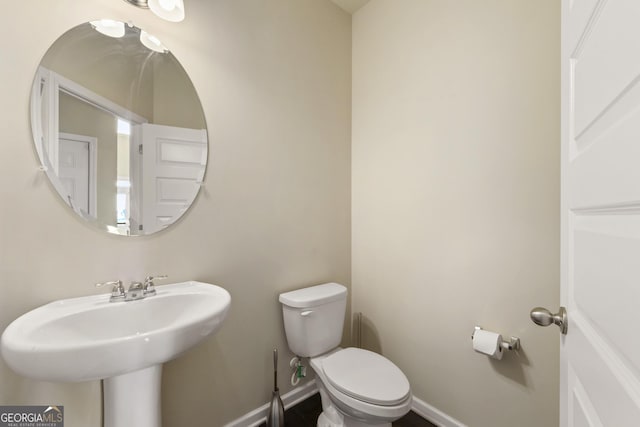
96, 275, 167, 302
125, 282, 145, 301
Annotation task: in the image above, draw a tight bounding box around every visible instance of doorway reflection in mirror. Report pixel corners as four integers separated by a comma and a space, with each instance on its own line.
116, 119, 131, 236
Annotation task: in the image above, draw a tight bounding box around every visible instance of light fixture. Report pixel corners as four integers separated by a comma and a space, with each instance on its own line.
90, 19, 126, 38
149, 0, 185, 22
140, 30, 168, 53
123, 0, 185, 22
90, 14, 168, 53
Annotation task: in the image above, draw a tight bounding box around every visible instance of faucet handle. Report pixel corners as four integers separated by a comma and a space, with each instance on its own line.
95, 280, 125, 302
143, 275, 167, 296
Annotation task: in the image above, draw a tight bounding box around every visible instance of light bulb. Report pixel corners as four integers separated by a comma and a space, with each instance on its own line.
158, 0, 177, 11
148, 0, 185, 22
90, 19, 125, 38
140, 30, 168, 53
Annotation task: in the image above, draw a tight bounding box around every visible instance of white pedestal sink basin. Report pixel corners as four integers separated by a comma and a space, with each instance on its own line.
1, 281, 231, 427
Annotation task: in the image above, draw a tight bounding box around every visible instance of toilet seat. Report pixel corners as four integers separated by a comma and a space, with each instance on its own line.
322, 348, 410, 406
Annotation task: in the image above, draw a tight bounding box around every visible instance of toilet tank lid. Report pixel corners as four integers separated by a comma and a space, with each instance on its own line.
279, 283, 347, 308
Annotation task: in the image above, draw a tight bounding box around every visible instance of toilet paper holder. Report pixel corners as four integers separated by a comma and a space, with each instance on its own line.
472, 326, 520, 351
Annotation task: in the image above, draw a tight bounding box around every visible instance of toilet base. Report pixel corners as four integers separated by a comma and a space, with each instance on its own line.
316, 382, 392, 427
317, 412, 391, 427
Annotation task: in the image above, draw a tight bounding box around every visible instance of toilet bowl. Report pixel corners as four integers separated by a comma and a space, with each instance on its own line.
311, 348, 412, 427
279, 283, 412, 427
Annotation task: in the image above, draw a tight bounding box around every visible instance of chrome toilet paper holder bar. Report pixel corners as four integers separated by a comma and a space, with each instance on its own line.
473, 326, 520, 351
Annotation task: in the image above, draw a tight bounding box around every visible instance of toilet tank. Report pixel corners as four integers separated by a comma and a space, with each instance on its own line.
279, 283, 347, 357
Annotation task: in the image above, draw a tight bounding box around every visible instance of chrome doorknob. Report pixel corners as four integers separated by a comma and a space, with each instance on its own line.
530, 306, 567, 335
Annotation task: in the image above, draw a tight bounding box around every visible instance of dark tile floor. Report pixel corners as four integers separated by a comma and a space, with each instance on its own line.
260, 392, 436, 427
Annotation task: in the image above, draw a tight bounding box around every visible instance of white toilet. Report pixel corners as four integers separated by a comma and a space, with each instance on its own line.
279, 283, 412, 427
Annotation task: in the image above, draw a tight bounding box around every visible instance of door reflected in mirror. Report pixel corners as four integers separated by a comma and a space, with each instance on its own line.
31, 21, 208, 236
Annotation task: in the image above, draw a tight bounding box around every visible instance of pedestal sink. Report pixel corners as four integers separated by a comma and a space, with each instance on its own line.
1, 281, 231, 427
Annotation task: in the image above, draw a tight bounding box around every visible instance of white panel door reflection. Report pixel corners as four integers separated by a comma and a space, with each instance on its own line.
58, 133, 96, 218
130, 123, 207, 234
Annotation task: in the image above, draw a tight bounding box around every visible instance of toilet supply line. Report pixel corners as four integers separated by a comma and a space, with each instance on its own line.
289, 356, 306, 386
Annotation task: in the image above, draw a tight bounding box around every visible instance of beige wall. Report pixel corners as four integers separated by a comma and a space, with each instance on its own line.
59, 92, 118, 225
0, 1, 351, 427
352, 1, 560, 427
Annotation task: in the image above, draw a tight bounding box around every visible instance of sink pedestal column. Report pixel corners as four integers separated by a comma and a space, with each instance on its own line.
103, 365, 162, 427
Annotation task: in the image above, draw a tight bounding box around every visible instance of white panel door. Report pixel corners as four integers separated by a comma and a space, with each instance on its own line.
132, 123, 207, 234
562, 1, 640, 426
58, 133, 96, 218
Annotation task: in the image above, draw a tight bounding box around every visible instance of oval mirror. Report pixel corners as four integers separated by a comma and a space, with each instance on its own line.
31, 21, 208, 236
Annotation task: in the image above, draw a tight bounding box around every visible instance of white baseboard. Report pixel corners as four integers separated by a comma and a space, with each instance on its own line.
411, 396, 467, 427
222, 380, 319, 427
224, 381, 465, 427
